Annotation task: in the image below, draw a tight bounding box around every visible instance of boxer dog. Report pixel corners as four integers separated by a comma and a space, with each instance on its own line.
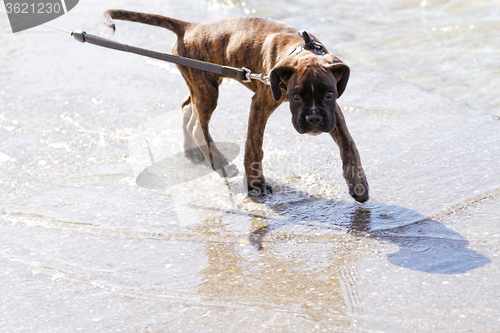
103, 10, 369, 202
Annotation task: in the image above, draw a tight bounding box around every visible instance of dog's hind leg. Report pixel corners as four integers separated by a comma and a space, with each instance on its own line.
181, 96, 205, 163
184, 77, 238, 178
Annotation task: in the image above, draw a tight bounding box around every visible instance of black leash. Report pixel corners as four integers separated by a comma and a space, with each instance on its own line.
70, 30, 322, 85
2, 8, 315, 86
71, 30, 270, 85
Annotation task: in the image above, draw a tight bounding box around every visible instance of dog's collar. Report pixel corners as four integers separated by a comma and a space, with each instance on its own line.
281, 31, 326, 90
289, 30, 326, 56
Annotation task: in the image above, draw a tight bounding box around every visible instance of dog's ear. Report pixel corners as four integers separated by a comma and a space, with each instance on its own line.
269, 64, 296, 101
324, 55, 350, 98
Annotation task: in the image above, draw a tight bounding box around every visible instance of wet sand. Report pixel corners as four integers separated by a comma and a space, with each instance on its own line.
1, 0, 500, 332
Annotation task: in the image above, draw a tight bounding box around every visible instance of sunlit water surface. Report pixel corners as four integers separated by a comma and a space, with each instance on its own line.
1, 0, 499, 331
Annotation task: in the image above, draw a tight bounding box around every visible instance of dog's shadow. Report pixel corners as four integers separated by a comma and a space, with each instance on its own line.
135, 155, 490, 275
250, 182, 491, 275
135, 143, 240, 189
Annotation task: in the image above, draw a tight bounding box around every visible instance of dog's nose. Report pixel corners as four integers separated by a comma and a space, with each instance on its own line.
305, 113, 323, 125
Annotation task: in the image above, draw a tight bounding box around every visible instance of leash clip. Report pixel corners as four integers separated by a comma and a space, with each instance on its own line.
243, 67, 271, 85
298, 31, 325, 55
72, 30, 87, 43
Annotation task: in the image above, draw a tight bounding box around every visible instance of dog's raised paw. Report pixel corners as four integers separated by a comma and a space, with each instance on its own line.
349, 182, 369, 203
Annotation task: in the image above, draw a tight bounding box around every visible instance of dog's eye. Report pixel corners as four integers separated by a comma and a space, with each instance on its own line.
325, 91, 334, 100
292, 93, 301, 101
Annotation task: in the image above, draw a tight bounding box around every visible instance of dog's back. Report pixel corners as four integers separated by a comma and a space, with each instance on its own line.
102, 11, 301, 72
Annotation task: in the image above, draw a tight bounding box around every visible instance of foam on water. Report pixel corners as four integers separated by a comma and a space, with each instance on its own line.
1, 0, 499, 330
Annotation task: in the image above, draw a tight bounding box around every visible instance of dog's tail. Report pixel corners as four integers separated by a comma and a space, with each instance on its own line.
103, 10, 189, 36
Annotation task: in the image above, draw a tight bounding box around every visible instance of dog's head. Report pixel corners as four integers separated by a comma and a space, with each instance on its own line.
269, 54, 349, 135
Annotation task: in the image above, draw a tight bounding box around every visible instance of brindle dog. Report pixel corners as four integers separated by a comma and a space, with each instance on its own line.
103, 10, 369, 202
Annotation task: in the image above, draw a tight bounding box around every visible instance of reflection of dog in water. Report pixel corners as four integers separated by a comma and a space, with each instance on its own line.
103, 10, 369, 202
248, 195, 490, 275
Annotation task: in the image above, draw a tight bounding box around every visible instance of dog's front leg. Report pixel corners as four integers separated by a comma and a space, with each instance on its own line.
244, 89, 281, 196
330, 104, 369, 203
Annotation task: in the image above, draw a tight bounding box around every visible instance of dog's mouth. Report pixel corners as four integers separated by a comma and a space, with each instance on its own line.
294, 122, 333, 135
292, 108, 335, 135
295, 118, 335, 135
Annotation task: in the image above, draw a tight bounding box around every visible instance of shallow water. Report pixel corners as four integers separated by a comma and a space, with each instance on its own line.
1, 0, 500, 331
